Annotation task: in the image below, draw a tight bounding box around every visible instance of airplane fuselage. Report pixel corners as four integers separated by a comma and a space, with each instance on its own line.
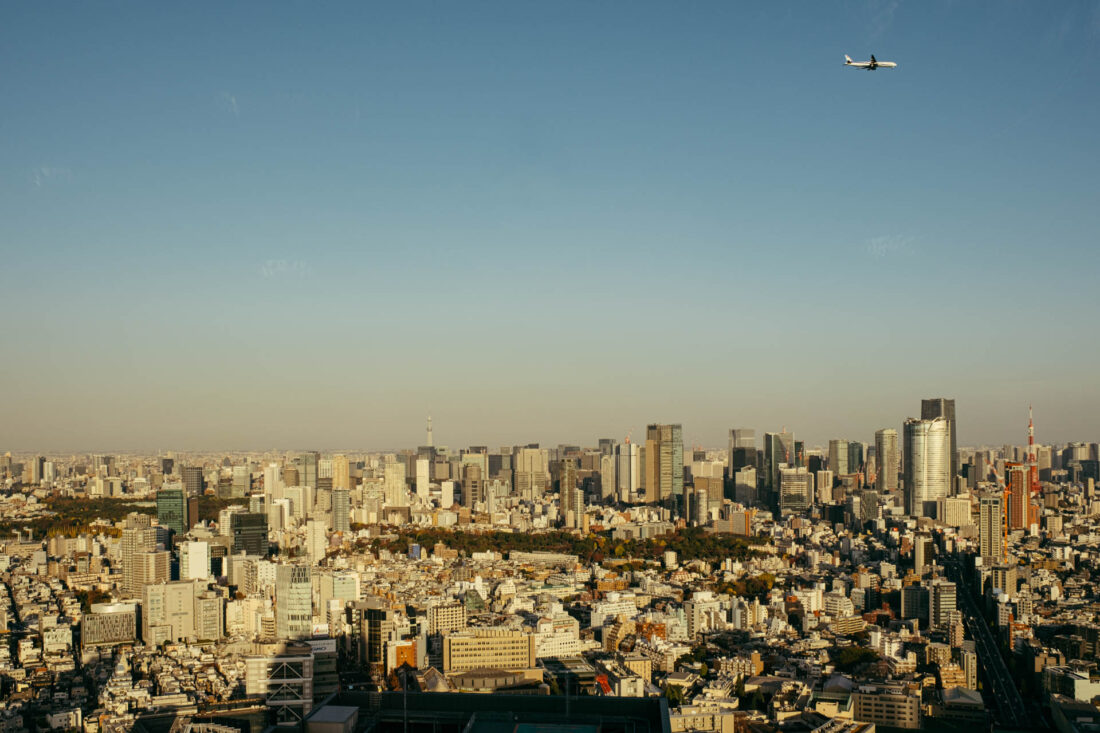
844, 55, 897, 70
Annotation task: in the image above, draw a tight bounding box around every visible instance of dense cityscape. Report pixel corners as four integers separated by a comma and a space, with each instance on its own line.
1, 400, 1099, 732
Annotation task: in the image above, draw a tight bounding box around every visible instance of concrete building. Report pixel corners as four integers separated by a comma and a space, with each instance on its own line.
276, 564, 313, 640
442, 629, 536, 674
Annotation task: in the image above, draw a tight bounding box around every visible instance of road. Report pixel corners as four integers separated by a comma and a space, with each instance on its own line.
945, 558, 1031, 729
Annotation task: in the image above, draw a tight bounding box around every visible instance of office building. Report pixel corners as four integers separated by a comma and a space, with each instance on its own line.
461, 463, 483, 509
332, 488, 350, 533
156, 487, 188, 537
853, 684, 921, 728
979, 494, 1004, 563
120, 525, 158, 598
644, 423, 683, 509
734, 467, 757, 506
179, 540, 210, 580
427, 602, 467, 636
848, 442, 865, 474
922, 398, 958, 483
143, 579, 224, 645
829, 439, 849, 476
230, 512, 268, 556
82, 602, 138, 648
616, 442, 640, 502
914, 533, 934, 574
298, 451, 319, 490
276, 564, 312, 640
928, 579, 957, 629
245, 641, 315, 725
728, 429, 756, 475
764, 431, 796, 506
1006, 463, 1030, 530
182, 465, 204, 497
779, 466, 813, 515
903, 417, 951, 518
442, 629, 536, 674
515, 447, 550, 498
347, 598, 396, 679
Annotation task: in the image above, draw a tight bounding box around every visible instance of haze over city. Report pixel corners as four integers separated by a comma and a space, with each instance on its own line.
2, 2, 1098, 449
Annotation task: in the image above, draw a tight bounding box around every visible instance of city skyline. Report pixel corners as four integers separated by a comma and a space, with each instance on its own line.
0, 398, 1090, 454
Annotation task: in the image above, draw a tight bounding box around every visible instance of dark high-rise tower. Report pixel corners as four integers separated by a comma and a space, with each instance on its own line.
921, 398, 958, 485
644, 424, 683, 512
182, 466, 204, 497
156, 488, 187, 536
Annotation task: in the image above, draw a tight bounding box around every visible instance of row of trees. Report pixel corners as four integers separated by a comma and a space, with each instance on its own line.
371, 526, 767, 564
0, 494, 250, 539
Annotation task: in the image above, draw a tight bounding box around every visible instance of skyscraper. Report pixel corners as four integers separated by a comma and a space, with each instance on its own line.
156, 488, 187, 536
644, 424, 683, 510
764, 431, 796, 508
728, 429, 756, 475
298, 452, 319, 491
182, 466, 204, 497
875, 428, 899, 492
903, 417, 950, 518
778, 466, 813, 515
828, 439, 849, 476
275, 564, 312, 640
847, 442, 865, 475
231, 512, 268, 556
921, 398, 958, 485
514, 447, 550, 498
332, 488, 350, 533
1006, 463, 1029, 530
331, 455, 351, 490
979, 494, 1004, 563
120, 525, 158, 598
558, 460, 579, 517
615, 441, 640, 502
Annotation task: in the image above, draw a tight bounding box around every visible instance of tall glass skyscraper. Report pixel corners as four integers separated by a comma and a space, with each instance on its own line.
903, 417, 950, 518
156, 488, 187, 536
921, 398, 958, 486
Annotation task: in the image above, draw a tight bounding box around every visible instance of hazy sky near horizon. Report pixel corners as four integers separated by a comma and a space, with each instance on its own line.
2, 2, 1099, 453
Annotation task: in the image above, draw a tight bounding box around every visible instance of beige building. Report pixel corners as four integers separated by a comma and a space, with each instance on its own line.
427, 602, 467, 636
442, 629, 536, 674
853, 684, 921, 729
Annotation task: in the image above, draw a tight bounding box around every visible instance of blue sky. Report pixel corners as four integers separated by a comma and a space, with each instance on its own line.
2, 1, 1098, 451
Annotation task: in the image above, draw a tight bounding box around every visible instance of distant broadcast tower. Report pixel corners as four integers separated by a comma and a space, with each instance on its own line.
426, 415, 433, 447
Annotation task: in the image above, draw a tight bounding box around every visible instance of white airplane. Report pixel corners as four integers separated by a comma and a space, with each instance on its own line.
844, 54, 897, 70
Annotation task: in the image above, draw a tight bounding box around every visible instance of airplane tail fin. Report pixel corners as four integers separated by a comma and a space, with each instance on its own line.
844, 54, 852, 64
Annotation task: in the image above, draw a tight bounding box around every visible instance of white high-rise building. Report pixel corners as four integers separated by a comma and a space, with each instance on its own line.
904, 417, 950, 518
416, 458, 430, 499
383, 460, 407, 507
179, 541, 210, 581
264, 463, 283, 496
615, 442, 640, 502
305, 519, 327, 565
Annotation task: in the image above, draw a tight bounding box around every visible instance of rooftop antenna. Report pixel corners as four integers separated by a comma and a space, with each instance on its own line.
426, 415, 433, 448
